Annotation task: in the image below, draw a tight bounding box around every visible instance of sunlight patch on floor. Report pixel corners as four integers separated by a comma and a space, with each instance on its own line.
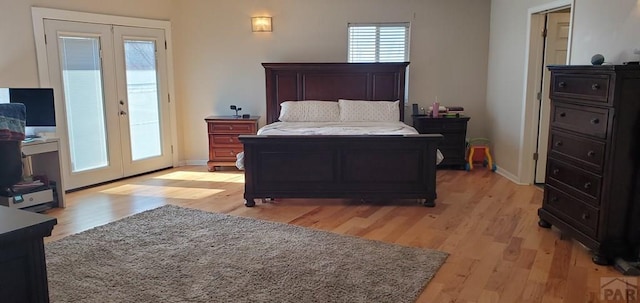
151, 171, 245, 183
100, 184, 225, 199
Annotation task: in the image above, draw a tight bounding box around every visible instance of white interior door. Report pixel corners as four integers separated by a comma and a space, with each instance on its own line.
113, 26, 172, 176
535, 12, 570, 184
44, 20, 172, 190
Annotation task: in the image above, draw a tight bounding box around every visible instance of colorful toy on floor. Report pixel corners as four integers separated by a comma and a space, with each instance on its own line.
465, 138, 496, 171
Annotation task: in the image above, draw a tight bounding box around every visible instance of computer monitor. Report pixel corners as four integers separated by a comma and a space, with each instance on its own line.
7, 88, 56, 127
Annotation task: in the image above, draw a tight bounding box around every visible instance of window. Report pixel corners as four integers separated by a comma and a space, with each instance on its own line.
348, 23, 409, 63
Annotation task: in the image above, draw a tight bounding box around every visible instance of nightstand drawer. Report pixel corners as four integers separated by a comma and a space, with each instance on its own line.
414, 121, 467, 132
211, 135, 241, 145
551, 103, 609, 138
211, 147, 243, 161
544, 185, 599, 238
209, 122, 256, 134
551, 73, 610, 103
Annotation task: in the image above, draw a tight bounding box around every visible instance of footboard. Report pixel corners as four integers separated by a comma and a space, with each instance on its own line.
239, 134, 443, 207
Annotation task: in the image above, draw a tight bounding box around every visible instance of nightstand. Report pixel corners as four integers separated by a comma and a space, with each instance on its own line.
412, 115, 470, 169
205, 116, 259, 171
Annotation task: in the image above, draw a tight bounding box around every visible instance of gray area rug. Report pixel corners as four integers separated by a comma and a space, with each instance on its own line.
46, 205, 448, 303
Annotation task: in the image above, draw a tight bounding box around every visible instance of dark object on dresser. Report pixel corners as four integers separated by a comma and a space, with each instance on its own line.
412, 116, 470, 169
205, 116, 259, 171
0, 206, 57, 303
240, 62, 442, 207
538, 65, 640, 265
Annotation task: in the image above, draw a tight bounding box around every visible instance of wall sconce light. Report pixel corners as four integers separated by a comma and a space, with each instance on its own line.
251, 16, 272, 32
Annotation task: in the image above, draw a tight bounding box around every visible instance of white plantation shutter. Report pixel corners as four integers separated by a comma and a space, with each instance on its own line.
348, 23, 409, 63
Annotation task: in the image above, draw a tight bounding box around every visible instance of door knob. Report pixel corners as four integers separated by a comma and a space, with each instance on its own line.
120, 110, 127, 116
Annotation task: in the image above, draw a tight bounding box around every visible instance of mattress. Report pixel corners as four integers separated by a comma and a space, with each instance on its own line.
257, 121, 419, 136
236, 121, 444, 169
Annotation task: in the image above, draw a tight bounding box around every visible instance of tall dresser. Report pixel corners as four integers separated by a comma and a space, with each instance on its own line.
538, 65, 640, 264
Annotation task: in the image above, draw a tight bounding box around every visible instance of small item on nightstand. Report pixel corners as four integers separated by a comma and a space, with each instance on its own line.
230, 105, 242, 118
432, 97, 440, 117
242, 114, 250, 119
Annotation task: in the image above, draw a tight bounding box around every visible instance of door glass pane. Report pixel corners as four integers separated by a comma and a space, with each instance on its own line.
124, 40, 162, 161
59, 36, 109, 172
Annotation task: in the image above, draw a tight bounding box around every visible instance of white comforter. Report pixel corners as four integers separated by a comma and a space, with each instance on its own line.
257, 121, 419, 136
236, 121, 444, 169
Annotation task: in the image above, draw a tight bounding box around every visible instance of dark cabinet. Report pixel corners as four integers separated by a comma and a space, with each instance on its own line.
412, 116, 470, 168
0, 206, 57, 303
539, 65, 640, 264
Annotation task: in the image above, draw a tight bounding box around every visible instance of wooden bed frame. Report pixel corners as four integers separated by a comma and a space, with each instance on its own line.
239, 62, 442, 207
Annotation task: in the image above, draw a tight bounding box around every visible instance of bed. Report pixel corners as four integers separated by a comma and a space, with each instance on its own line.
239, 62, 443, 207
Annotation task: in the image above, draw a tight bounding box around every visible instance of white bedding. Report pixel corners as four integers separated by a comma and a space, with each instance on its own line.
236, 121, 444, 169
257, 121, 419, 136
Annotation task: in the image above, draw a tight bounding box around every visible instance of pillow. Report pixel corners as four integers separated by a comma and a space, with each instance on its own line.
338, 99, 400, 122
278, 101, 340, 122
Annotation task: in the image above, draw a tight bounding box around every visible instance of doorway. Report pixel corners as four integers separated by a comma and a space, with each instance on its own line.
522, 2, 573, 185
533, 9, 571, 184
32, 9, 177, 191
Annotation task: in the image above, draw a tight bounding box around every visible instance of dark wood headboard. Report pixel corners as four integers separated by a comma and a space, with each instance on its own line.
262, 62, 410, 124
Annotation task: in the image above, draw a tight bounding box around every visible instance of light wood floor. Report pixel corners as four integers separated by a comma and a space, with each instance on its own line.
43, 166, 631, 303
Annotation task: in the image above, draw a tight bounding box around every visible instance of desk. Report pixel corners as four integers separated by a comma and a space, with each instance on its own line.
0, 205, 57, 303
21, 139, 65, 208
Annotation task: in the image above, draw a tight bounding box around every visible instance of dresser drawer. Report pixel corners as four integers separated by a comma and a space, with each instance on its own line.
546, 158, 602, 205
548, 130, 605, 172
551, 73, 610, 103
210, 134, 241, 145
544, 185, 599, 238
551, 103, 609, 138
208, 122, 256, 134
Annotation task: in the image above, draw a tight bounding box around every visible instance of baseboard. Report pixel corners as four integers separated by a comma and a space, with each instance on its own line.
184, 160, 208, 166
495, 166, 528, 185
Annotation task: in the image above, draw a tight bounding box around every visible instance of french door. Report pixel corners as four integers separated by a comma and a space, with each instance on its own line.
44, 20, 172, 190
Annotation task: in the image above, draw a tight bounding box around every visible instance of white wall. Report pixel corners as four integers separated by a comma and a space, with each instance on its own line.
571, 0, 640, 65
172, 0, 491, 163
486, 0, 640, 182
0, 0, 172, 87
0, 0, 492, 165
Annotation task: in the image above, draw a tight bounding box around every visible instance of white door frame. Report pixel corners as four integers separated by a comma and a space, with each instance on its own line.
31, 7, 179, 190
518, 0, 575, 185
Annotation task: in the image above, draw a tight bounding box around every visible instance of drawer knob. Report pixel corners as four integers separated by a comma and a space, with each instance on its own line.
552, 168, 560, 175
587, 150, 596, 157
228, 126, 233, 130
584, 182, 592, 189
554, 141, 563, 147
229, 138, 233, 143
591, 83, 600, 90
549, 196, 559, 203
558, 81, 567, 88
559, 112, 567, 118
590, 118, 600, 124
581, 213, 590, 220
230, 151, 235, 155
